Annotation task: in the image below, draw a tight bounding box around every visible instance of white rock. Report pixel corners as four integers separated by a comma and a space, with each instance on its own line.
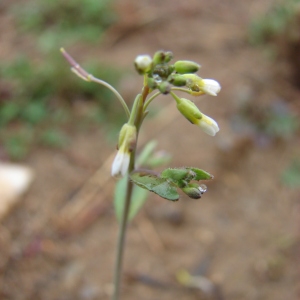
0, 163, 34, 220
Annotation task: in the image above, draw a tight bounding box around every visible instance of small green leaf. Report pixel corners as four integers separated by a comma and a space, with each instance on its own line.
130, 171, 179, 201
151, 180, 179, 201
186, 167, 213, 180
161, 168, 190, 182
114, 176, 150, 222
129, 185, 149, 221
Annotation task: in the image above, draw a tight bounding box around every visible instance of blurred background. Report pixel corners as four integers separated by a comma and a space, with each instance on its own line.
0, 0, 299, 299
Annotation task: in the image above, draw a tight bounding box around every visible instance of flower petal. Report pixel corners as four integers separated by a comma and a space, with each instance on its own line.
200, 79, 221, 96
111, 151, 130, 177
134, 55, 152, 74
198, 114, 219, 136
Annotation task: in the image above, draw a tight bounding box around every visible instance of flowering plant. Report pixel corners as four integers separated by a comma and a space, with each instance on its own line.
61, 49, 221, 300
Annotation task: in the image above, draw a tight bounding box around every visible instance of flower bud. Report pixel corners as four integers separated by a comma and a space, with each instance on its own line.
182, 74, 221, 96
134, 55, 153, 74
181, 183, 206, 199
158, 81, 171, 94
198, 113, 219, 136
198, 79, 221, 96
171, 94, 219, 136
111, 123, 137, 177
164, 51, 173, 63
174, 97, 202, 124
153, 64, 172, 79
153, 50, 166, 65
168, 74, 187, 87
147, 77, 158, 89
174, 60, 200, 74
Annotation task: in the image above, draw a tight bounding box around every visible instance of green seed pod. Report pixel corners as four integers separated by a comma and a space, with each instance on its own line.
174, 60, 201, 74
158, 81, 171, 94
168, 74, 187, 87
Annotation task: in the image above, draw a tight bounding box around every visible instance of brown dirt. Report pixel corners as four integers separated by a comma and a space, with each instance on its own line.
1, 1, 299, 300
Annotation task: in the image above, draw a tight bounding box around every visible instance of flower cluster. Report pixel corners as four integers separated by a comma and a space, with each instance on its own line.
135, 51, 221, 135
60, 48, 221, 178
110, 51, 221, 177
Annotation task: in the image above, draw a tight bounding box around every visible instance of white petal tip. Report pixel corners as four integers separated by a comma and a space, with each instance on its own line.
202, 79, 221, 96
111, 151, 130, 177
199, 115, 219, 136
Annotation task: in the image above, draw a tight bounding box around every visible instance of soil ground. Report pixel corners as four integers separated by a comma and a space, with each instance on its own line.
0, 1, 299, 299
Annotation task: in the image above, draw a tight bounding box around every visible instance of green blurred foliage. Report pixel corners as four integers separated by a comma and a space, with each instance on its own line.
2, 127, 34, 160
281, 159, 300, 188
264, 110, 299, 140
39, 129, 69, 148
236, 99, 299, 141
248, 0, 300, 45
12, 0, 117, 51
0, 0, 125, 160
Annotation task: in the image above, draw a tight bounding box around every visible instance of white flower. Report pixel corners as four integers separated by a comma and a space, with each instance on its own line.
111, 150, 130, 177
197, 114, 219, 136
199, 79, 221, 96
111, 123, 137, 177
134, 55, 153, 74
171, 94, 219, 136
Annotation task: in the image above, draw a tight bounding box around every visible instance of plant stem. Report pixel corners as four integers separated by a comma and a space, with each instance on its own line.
111, 151, 135, 300
60, 48, 130, 119
89, 75, 131, 119
112, 86, 149, 300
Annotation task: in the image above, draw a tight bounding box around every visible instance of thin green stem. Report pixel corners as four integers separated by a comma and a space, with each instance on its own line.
170, 87, 191, 93
111, 84, 150, 300
60, 48, 130, 119
128, 94, 142, 126
89, 75, 131, 119
111, 100, 145, 300
143, 91, 161, 111
171, 86, 205, 97
111, 169, 134, 300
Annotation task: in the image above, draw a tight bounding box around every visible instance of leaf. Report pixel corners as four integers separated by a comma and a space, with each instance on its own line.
161, 167, 213, 185
129, 185, 149, 221
161, 168, 190, 182
114, 175, 150, 223
151, 180, 179, 201
130, 171, 179, 201
186, 167, 213, 180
